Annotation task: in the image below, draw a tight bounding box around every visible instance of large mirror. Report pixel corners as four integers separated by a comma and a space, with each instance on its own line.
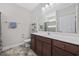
36, 3, 77, 33
44, 14, 57, 32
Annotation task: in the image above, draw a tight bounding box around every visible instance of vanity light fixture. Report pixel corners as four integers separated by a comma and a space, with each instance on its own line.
49, 3, 53, 6
42, 4, 49, 11
42, 7, 45, 11
42, 3, 53, 11
45, 4, 49, 8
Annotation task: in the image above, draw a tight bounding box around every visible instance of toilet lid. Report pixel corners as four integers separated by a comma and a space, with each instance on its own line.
24, 39, 31, 42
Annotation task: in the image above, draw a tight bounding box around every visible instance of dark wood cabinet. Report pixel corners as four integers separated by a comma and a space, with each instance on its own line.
53, 46, 73, 56
31, 34, 79, 56
31, 34, 36, 52
41, 37, 51, 44
52, 40, 73, 56
42, 42, 51, 56
35, 39, 42, 55
53, 40, 65, 49
35, 36, 51, 56
64, 43, 79, 55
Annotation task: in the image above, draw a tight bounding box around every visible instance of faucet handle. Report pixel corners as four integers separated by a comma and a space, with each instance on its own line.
48, 32, 50, 35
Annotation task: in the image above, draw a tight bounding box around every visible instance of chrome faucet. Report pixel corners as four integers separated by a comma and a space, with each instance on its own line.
48, 32, 50, 35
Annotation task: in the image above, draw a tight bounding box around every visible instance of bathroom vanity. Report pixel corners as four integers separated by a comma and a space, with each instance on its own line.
31, 32, 79, 56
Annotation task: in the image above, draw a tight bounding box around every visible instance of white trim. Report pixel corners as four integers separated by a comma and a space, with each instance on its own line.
2, 42, 25, 51
44, 19, 56, 22
48, 25, 56, 28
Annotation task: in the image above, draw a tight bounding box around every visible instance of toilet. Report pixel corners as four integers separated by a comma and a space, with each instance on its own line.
24, 39, 31, 47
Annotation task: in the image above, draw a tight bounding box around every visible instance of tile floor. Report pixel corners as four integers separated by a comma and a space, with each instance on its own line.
0, 45, 37, 56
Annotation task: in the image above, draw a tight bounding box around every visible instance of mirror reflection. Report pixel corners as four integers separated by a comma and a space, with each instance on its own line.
44, 15, 57, 32
34, 3, 77, 33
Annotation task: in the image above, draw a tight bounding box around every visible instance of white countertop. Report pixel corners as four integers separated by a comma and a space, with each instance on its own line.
32, 31, 79, 45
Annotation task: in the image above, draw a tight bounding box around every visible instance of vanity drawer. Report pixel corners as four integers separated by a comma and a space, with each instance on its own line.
53, 46, 73, 56
41, 37, 51, 44
37, 36, 51, 44
64, 43, 79, 55
53, 40, 65, 49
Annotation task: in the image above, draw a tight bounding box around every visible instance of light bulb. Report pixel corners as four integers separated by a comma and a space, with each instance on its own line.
49, 3, 53, 6
42, 7, 45, 11
45, 4, 49, 8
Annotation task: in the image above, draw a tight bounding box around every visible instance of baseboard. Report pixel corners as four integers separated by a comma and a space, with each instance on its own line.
2, 42, 25, 51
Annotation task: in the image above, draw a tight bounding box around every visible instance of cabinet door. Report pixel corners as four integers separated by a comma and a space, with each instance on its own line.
53, 46, 73, 56
31, 34, 36, 52
36, 39, 42, 56
42, 42, 51, 56
64, 43, 79, 55
53, 40, 64, 49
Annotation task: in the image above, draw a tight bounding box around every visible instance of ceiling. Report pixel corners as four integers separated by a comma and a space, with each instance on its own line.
16, 3, 40, 11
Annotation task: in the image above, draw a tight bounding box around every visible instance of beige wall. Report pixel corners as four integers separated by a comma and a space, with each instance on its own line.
0, 3, 33, 50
